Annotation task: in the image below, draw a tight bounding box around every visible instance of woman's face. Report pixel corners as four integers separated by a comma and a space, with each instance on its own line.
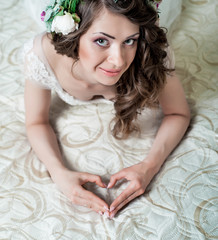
76, 9, 140, 86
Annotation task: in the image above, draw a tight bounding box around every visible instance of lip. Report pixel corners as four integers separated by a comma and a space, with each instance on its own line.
99, 67, 121, 77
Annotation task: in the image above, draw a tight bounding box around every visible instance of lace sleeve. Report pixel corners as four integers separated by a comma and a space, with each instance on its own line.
22, 38, 52, 90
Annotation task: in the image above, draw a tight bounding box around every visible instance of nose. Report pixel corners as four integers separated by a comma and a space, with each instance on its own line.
107, 45, 125, 68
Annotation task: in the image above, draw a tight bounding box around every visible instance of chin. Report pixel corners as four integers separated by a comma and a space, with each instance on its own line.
98, 77, 120, 86
96, 68, 122, 85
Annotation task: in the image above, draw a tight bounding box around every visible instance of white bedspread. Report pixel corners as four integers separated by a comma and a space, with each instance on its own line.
0, 0, 217, 239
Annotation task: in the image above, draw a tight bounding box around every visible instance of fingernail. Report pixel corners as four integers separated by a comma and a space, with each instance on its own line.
103, 183, 107, 188
110, 212, 115, 219
104, 206, 109, 211
110, 206, 115, 212
104, 212, 109, 218
107, 183, 112, 189
98, 211, 103, 216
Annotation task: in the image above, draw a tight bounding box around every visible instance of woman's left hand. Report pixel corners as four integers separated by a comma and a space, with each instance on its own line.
107, 161, 158, 218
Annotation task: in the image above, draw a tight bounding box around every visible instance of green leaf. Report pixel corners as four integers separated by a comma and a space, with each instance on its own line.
64, 0, 70, 9
70, 0, 80, 13
44, 8, 53, 21
45, 21, 52, 32
72, 13, 80, 23
56, 8, 64, 17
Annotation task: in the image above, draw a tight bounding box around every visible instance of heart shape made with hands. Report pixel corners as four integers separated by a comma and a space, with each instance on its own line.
84, 178, 129, 211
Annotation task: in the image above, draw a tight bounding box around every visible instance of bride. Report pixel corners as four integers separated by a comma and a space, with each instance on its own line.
22, 0, 189, 219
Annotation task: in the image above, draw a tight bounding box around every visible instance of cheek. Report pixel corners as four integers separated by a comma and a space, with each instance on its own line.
79, 47, 104, 68
79, 46, 91, 62
79, 40, 102, 65
127, 48, 137, 66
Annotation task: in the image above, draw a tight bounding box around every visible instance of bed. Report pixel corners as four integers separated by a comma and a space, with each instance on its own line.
0, 0, 217, 239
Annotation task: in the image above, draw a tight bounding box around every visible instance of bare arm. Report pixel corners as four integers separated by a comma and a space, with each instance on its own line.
143, 71, 190, 170
25, 80, 109, 214
108, 72, 190, 218
25, 80, 65, 174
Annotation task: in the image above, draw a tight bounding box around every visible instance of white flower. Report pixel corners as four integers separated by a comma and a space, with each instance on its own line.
51, 12, 78, 35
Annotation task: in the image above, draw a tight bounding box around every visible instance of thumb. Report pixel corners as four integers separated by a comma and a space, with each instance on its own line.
107, 170, 126, 189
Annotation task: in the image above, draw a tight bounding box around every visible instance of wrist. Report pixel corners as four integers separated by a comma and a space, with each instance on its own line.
47, 160, 67, 178
143, 144, 167, 170
49, 165, 71, 186
142, 156, 163, 175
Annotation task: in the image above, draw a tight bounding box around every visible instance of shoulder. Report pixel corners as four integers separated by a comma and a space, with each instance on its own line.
22, 32, 56, 61
41, 33, 55, 58
22, 32, 48, 69
22, 33, 53, 90
22, 32, 45, 62
41, 33, 64, 71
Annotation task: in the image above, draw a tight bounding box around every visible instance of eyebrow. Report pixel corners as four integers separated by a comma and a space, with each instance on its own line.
93, 32, 140, 39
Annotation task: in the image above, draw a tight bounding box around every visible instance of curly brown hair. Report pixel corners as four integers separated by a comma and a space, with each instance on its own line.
51, 0, 174, 139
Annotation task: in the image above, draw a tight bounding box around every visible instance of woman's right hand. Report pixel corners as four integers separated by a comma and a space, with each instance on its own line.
51, 168, 109, 215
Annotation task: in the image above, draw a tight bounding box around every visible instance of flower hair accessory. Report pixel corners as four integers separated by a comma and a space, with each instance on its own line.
41, 0, 81, 35
150, 0, 162, 9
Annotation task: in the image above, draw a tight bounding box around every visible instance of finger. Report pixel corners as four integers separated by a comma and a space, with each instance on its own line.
107, 170, 126, 189
110, 190, 141, 218
83, 188, 108, 206
109, 183, 136, 212
82, 173, 107, 188
71, 188, 109, 214
71, 183, 109, 212
80, 187, 109, 213
71, 195, 105, 214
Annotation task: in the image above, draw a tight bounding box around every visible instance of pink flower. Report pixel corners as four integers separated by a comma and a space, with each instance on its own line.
41, 11, 46, 22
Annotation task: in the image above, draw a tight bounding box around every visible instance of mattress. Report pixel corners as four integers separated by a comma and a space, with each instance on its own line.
0, 0, 217, 239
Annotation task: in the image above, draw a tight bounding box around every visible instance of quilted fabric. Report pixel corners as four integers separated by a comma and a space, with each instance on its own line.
0, 0, 217, 239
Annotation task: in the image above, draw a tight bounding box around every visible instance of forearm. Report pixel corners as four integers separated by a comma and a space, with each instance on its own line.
26, 123, 66, 176
143, 114, 190, 172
